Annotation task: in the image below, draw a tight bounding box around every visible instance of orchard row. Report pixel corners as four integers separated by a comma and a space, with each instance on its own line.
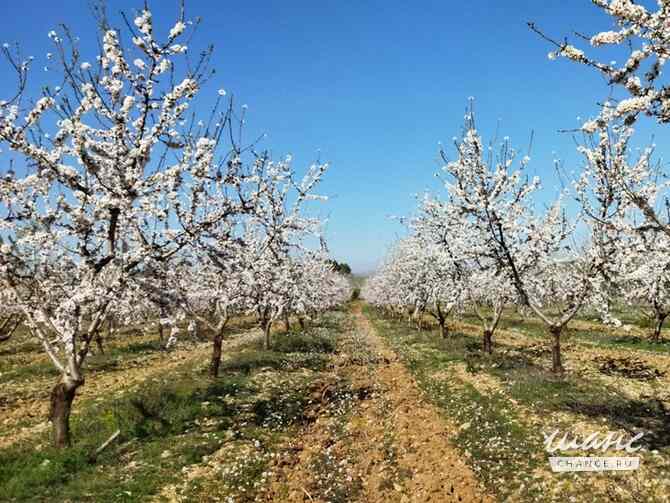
0, 4, 350, 448
364, 0, 670, 373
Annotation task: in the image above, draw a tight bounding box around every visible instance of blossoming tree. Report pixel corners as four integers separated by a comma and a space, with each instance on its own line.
575, 124, 670, 340
411, 192, 516, 351
0, 289, 21, 343
362, 234, 467, 339
0, 5, 244, 447
533, 0, 670, 341
533, 0, 670, 237
433, 113, 609, 372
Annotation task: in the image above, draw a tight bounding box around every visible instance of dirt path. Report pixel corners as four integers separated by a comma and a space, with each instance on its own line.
267, 303, 492, 503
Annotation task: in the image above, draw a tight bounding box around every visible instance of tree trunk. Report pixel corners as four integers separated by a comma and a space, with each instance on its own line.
263, 321, 272, 350
550, 326, 564, 373
158, 305, 166, 342
0, 315, 21, 342
298, 317, 306, 330
165, 325, 180, 350
439, 318, 449, 339
651, 312, 667, 342
210, 330, 224, 378
187, 320, 198, 341
415, 310, 423, 332
95, 335, 105, 354
483, 329, 493, 354
95, 319, 109, 355
49, 380, 80, 448
284, 315, 290, 333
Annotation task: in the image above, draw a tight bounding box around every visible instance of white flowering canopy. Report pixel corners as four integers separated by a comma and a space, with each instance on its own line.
537, 0, 670, 126
0, 5, 264, 386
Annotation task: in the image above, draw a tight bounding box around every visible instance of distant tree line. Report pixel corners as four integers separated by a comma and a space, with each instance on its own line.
328, 260, 352, 275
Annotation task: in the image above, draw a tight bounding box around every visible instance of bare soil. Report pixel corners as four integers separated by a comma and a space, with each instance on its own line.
264, 303, 492, 503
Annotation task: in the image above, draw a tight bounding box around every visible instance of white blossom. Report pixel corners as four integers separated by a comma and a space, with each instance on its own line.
169, 21, 186, 39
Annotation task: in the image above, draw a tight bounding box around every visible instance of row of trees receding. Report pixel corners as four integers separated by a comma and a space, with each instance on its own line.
0, 3, 350, 448
364, 0, 670, 373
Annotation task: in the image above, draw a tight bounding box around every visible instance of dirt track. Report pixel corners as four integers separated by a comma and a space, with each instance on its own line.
267, 303, 492, 502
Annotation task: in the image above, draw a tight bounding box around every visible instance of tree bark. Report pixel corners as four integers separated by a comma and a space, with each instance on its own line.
439, 318, 449, 339
94, 335, 105, 354
94, 322, 108, 355
415, 308, 424, 332
550, 326, 564, 373
651, 312, 667, 342
483, 329, 493, 354
0, 315, 21, 343
263, 320, 272, 350
49, 380, 80, 448
208, 315, 229, 378
210, 330, 224, 378
158, 305, 166, 342
434, 303, 449, 338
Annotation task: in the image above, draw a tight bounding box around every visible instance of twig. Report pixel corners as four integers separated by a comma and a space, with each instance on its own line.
301, 487, 314, 502
88, 429, 121, 463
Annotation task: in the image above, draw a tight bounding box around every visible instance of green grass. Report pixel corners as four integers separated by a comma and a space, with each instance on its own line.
271, 331, 336, 354
0, 339, 167, 385
566, 330, 670, 354
378, 306, 669, 425
365, 305, 670, 502
0, 314, 349, 502
0, 360, 59, 384
0, 371, 250, 501
364, 306, 546, 500
459, 310, 670, 354
221, 331, 338, 374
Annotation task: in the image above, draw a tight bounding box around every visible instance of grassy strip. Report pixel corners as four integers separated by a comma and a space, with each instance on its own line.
365, 307, 548, 500
296, 312, 370, 503
0, 340, 170, 385
304, 402, 363, 503
0, 315, 347, 502
366, 306, 670, 501
457, 312, 670, 355
0, 314, 262, 383
562, 329, 670, 355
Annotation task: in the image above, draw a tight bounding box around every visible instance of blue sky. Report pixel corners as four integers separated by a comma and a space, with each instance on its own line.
1, 1, 667, 272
